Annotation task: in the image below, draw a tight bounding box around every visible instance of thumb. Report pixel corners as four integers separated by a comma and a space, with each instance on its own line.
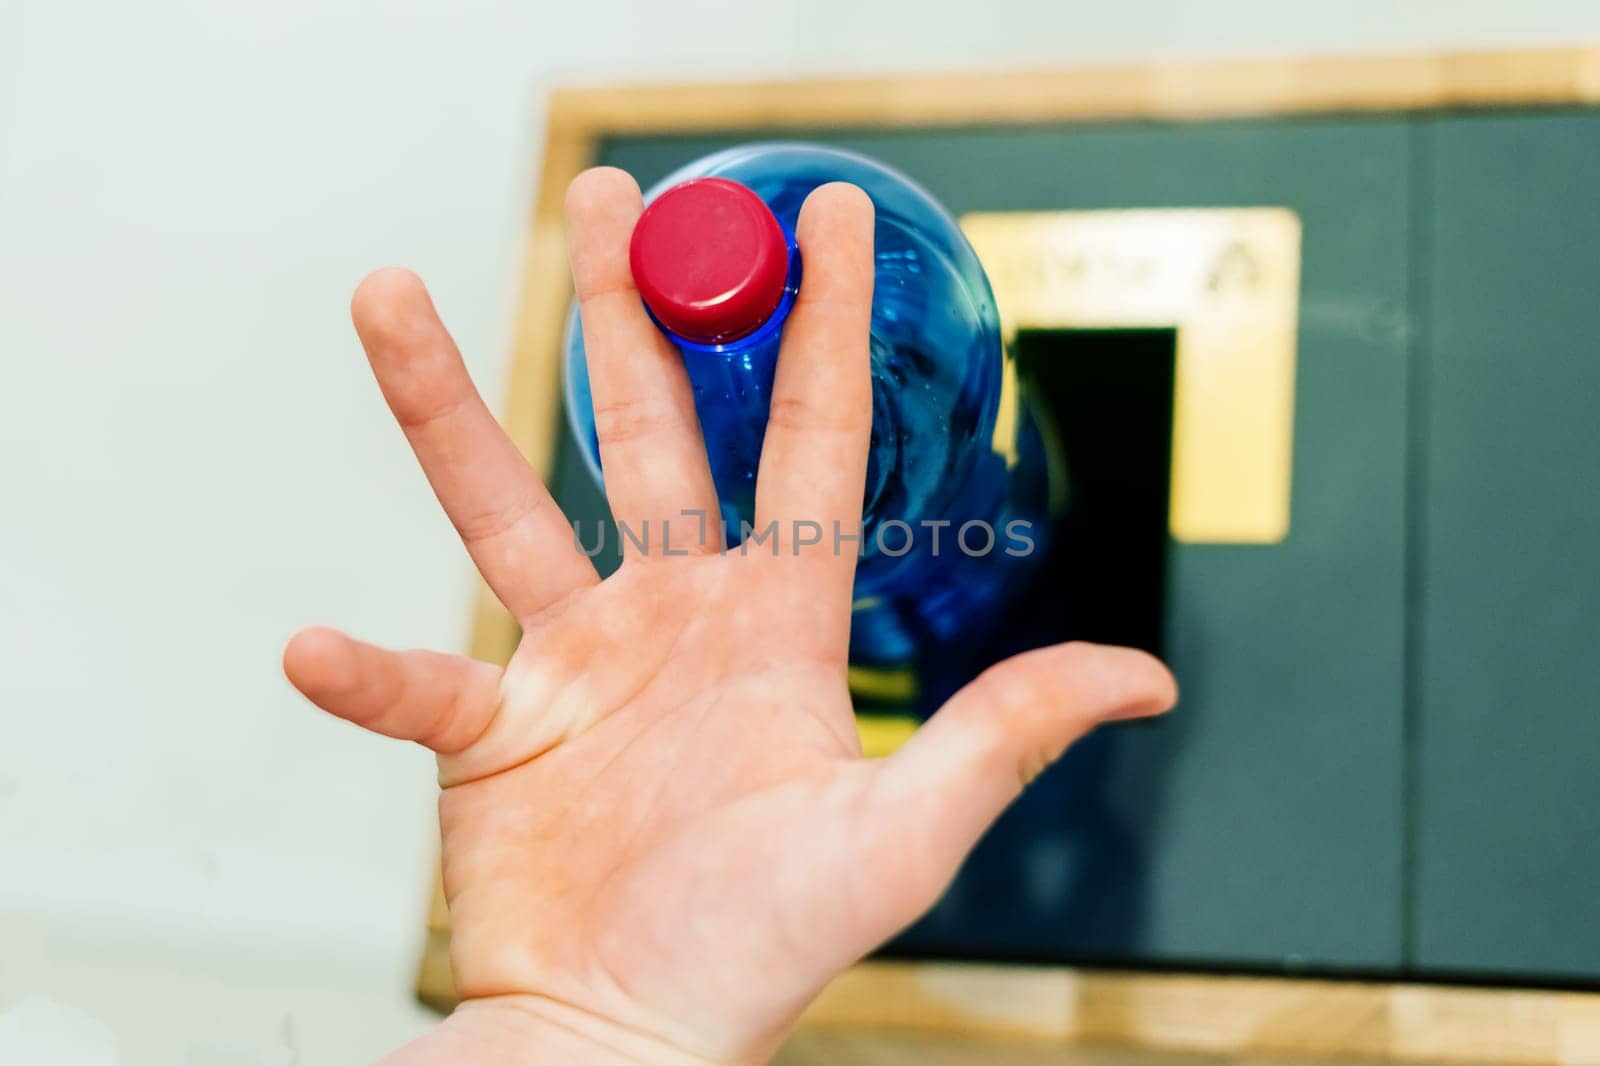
856, 642, 1177, 936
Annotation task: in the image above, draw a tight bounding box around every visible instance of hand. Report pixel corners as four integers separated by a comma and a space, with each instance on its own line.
283, 168, 1177, 1065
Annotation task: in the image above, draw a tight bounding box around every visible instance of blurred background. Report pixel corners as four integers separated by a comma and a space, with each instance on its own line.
1, 1, 1597, 1063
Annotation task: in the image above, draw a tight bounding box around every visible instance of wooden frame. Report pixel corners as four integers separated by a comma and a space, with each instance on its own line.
420, 45, 1600, 1061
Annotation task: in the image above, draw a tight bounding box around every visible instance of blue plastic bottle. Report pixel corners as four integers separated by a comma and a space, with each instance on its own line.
565, 143, 1047, 678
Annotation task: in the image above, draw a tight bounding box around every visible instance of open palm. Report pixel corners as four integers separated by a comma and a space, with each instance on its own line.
284, 169, 1176, 1065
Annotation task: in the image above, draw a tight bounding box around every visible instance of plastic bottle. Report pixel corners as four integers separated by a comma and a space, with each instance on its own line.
565, 143, 1047, 677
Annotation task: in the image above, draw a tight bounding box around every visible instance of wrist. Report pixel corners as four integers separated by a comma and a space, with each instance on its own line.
380, 994, 756, 1066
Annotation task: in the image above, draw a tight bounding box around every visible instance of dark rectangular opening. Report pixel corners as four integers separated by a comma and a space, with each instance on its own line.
1015, 326, 1177, 656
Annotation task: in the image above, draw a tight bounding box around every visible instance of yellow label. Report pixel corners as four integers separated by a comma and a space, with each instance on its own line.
962, 208, 1301, 544
855, 714, 922, 758
846, 663, 919, 704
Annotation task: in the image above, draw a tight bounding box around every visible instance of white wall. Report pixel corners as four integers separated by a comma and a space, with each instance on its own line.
0, 1, 1593, 1062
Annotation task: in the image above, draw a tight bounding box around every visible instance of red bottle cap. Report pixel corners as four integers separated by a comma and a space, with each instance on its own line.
629, 177, 789, 344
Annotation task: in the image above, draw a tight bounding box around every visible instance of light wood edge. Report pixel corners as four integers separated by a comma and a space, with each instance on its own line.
548, 45, 1600, 134
801, 962, 1600, 1063
417, 943, 1600, 1063
422, 44, 1600, 1060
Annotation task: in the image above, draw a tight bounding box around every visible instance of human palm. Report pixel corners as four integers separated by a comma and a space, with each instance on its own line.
284, 169, 1176, 1065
